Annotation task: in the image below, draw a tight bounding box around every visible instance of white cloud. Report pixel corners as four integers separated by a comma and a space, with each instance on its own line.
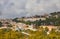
0, 0, 60, 18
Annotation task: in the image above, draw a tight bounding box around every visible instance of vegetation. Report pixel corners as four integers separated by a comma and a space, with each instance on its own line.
0, 29, 28, 39
0, 27, 59, 39
8, 12, 60, 39
0, 22, 2, 27
12, 12, 60, 27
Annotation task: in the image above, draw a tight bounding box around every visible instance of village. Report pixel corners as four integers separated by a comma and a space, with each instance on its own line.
0, 0, 60, 39
0, 12, 60, 39
0, 12, 60, 36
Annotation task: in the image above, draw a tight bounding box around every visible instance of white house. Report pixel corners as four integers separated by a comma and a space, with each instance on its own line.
23, 18, 46, 22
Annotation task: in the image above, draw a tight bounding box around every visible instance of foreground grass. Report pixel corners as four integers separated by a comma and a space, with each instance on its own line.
0, 27, 60, 39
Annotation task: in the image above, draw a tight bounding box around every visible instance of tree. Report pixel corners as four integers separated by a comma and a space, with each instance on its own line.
44, 27, 49, 32
0, 22, 2, 27
25, 21, 32, 25
13, 18, 21, 23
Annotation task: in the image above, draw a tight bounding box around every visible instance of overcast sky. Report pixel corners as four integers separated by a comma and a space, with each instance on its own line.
0, 0, 60, 18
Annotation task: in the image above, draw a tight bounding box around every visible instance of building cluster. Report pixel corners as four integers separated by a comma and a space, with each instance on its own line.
19, 12, 60, 22
0, 12, 60, 32
0, 19, 37, 31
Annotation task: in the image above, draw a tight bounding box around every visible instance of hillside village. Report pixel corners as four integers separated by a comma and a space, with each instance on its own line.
0, 12, 60, 32
0, 12, 60, 39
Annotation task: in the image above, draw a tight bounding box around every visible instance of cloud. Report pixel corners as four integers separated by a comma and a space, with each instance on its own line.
0, 0, 60, 18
